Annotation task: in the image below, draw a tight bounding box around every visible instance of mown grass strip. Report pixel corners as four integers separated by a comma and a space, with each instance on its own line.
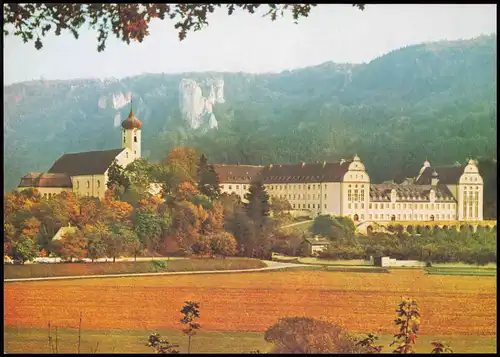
4, 258, 266, 280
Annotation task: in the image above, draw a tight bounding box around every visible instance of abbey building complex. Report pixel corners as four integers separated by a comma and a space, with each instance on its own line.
17, 105, 485, 227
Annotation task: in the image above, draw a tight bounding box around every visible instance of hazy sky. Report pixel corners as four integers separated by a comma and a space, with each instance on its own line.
3, 4, 496, 85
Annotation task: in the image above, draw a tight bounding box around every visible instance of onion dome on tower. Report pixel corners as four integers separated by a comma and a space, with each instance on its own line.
121, 101, 142, 130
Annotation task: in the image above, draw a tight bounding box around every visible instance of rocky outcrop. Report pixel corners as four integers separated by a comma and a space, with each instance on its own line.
179, 78, 224, 130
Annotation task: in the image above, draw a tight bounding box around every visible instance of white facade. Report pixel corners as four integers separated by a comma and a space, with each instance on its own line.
216, 156, 484, 223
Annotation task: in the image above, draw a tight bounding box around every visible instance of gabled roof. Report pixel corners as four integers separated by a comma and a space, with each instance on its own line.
304, 236, 331, 245
48, 148, 125, 176
370, 183, 455, 202
416, 165, 465, 185
261, 161, 352, 183
213, 164, 264, 183
18, 173, 73, 188
52, 226, 78, 241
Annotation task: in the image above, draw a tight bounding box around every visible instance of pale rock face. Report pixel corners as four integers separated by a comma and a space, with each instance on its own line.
179, 78, 224, 129
98, 96, 107, 109
113, 112, 121, 127
112, 92, 132, 109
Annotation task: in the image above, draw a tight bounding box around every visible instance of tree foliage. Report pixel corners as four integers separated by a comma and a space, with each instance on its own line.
3, 4, 365, 51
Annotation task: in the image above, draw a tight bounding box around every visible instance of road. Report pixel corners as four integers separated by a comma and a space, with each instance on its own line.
4, 260, 308, 283
280, 219, 314, 229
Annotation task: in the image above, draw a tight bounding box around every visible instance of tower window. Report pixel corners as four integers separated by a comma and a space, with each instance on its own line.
123, 136, 126, 143
86, 181, 90, 188
97, 180, 101, 188
134, 136, 137, 143
126, 152, 129, 158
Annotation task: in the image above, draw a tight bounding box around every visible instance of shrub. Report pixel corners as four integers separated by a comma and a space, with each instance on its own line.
264, 317, 366, 354
151, 260, 168, 271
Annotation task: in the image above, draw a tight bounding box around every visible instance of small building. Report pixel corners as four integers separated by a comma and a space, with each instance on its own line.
304, 236, 331, 256
52, 226, 77, 241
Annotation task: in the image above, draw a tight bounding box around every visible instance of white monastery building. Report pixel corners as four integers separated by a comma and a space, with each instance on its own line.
214, 155, 484, 223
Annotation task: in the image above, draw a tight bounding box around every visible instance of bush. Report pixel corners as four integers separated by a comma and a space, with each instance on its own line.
264, 317, 367, 353
150, 260, 168, 270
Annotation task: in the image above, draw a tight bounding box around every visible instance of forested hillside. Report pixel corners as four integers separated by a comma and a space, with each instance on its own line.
4, 35, 496, 216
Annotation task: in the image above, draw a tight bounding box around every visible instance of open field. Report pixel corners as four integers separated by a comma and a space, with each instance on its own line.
4, 258, 266, 280
4, 327, 496, 354
5, 270, 495, 346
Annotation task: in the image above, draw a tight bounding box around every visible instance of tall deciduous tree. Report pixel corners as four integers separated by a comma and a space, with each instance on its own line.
210, 231, 237, 258
3, 4, 364, 52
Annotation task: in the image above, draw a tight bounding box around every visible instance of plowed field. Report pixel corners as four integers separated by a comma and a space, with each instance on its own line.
4, 270, 496, 336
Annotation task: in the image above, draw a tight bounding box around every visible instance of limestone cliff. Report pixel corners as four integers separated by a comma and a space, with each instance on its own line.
179, 78, 224, 130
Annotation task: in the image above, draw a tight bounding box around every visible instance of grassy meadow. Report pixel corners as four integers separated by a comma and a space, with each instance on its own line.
4, 258, 266, 280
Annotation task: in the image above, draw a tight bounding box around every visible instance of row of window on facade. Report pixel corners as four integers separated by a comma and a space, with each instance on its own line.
267, 184, 328, 191
75, 180, 101, 190
367, 213, 456, 221
291, 203, 327, 210
222, 184, 248, 190
274, 193, 328, 200
367, 202, 456, 210
43, 191, 94, 199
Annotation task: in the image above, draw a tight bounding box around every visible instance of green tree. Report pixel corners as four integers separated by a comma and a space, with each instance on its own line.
180, 301, 201, 354
12, 234, 39, 264
244, 182, 271, 229
106, 160, 130, 191
310, 215, 336, 239
197, 154, 221, 201
3, 4, 365, 52
84, 223, 108, 262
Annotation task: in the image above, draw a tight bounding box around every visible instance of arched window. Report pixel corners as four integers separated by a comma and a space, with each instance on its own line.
134, 135, 137, 143
86, 180, 90, 188
97, 180, 101, 188
353, 214, 359, 222
43, 193, 47, 198
124, 135, 126, 143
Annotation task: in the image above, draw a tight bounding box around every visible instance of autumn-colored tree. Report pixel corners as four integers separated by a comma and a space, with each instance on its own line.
176, 180, 200, 202
75, 196, 102, 227
191, 234, 212, 257
210, 232, 237, 258
4, 223, 18, 256
101, 199, 134, 227
53, 229, 87, 261
201, 201, 225, 235
22, 217, 42, 240
180, 301, 201, 354
166, 147, 200, 184
3, 4, 365, 51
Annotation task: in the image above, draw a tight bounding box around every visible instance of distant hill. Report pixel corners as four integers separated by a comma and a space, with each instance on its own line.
4, 35, 496, 204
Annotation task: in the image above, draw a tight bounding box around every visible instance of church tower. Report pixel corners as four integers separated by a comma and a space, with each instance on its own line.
121, 101, 142, 161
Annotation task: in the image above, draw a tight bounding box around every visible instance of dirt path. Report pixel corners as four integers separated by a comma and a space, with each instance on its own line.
4, 260, 308, 283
